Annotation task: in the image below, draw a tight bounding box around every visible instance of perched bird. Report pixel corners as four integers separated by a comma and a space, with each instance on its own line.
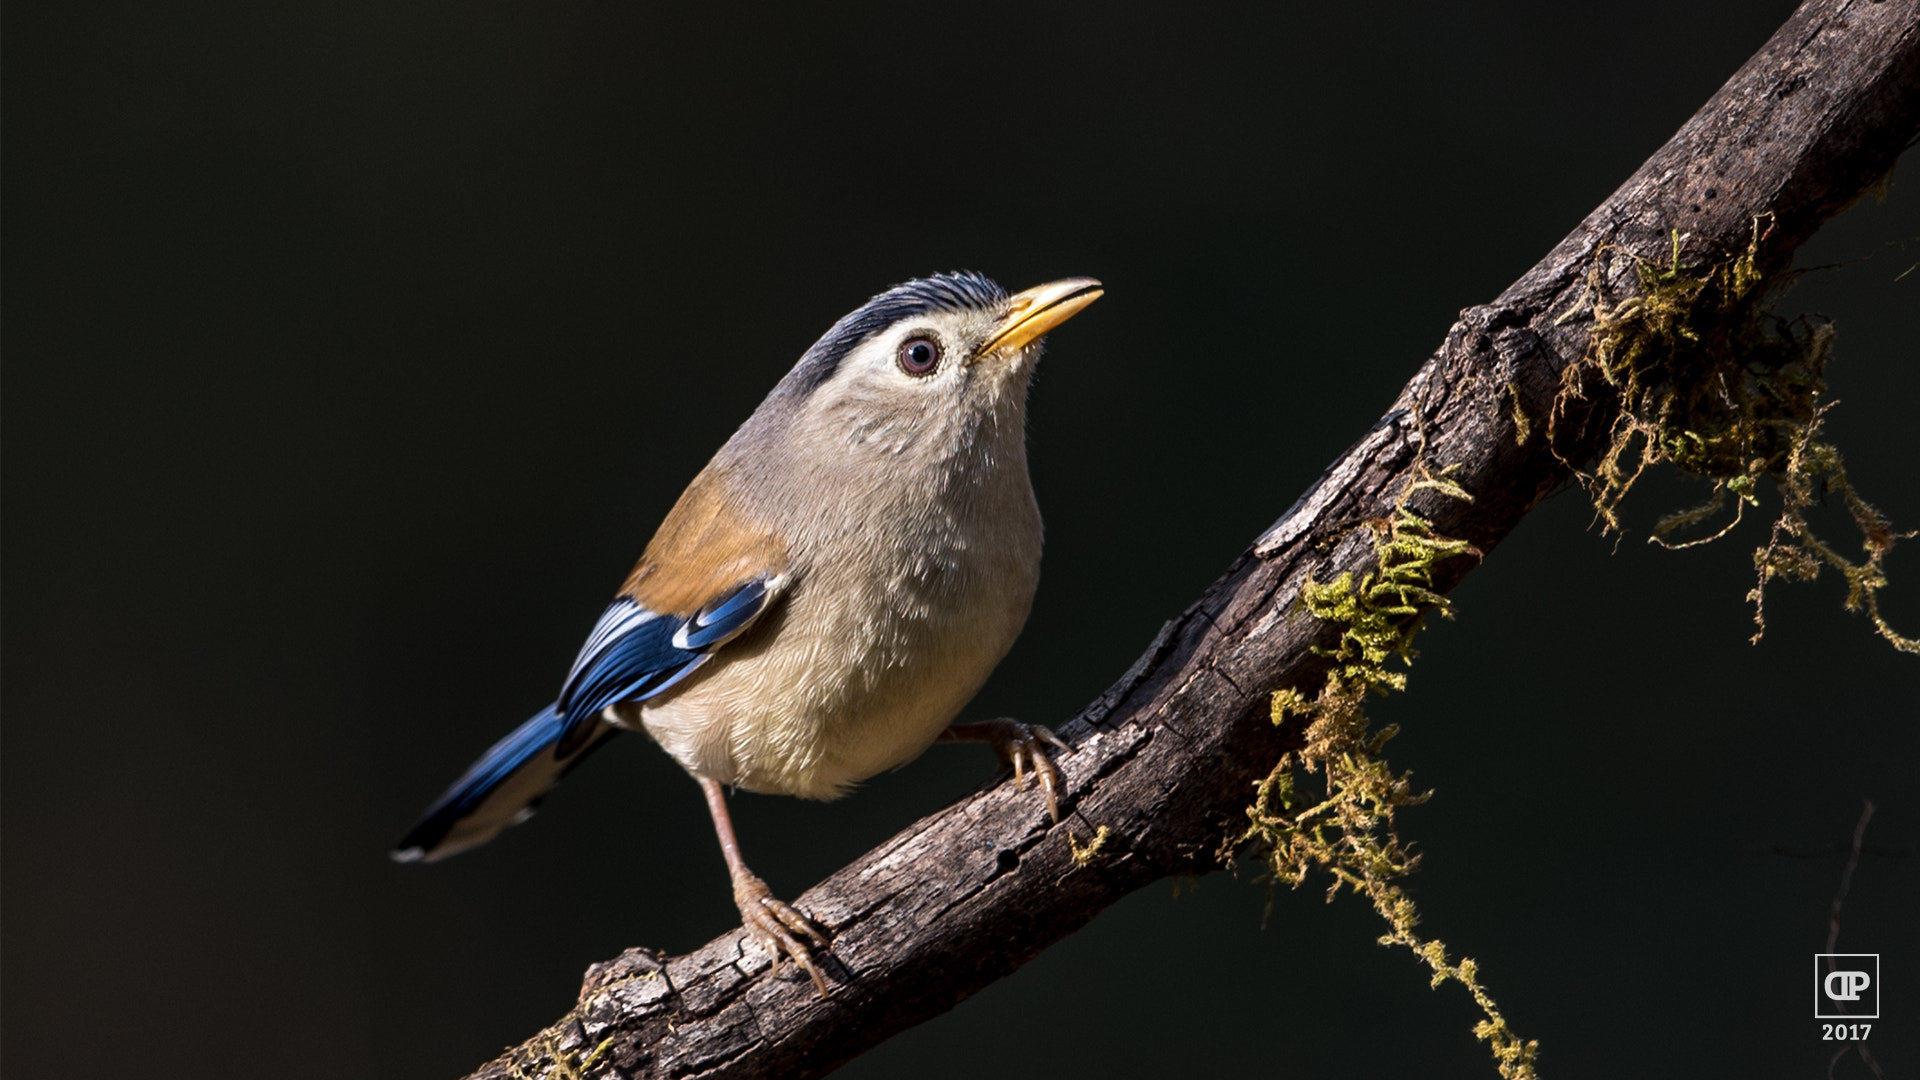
393, 271, 1102, 992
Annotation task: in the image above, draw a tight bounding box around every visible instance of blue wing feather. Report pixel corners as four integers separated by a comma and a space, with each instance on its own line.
392, 575, 775, 862
678, 578, 769, 649
554, 579, 771, 755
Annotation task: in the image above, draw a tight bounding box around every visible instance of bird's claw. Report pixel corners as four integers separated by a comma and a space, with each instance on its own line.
982, 719, 1071, 823
732, 871, 830, 995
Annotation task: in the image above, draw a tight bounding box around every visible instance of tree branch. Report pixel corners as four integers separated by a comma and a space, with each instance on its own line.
467, 2, 1920, 1075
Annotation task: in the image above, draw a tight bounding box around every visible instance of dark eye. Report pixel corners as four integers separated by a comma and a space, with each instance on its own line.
897, 335, 941, 376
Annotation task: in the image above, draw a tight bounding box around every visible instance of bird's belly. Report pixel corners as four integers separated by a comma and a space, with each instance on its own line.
630, 566, 1033, 799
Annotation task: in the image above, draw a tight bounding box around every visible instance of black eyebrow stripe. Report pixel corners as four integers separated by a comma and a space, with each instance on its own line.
781, 271, 1007, 396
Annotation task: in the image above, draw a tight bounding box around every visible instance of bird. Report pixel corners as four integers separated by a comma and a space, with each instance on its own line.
392, 270, 1102, 993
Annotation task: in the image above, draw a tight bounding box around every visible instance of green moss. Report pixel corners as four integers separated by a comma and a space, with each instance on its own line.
1240, 468, 1539, 1080
1549, 216, 1914, 652
1069, 825, 1113, 867
1506, 382, 1534, 446
512, 1030, 614, 1080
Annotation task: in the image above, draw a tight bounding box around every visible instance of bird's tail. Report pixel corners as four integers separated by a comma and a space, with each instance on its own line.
391, 705, 617, 863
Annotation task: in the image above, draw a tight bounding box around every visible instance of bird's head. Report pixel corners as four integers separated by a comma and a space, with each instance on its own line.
749, 271, 1102, 465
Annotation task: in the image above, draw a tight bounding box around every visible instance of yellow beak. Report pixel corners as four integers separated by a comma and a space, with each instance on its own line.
977, 277, 1103, 358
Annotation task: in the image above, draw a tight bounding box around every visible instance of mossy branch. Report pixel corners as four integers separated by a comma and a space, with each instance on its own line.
1239, 470, 1538, 1079
1548, 216, 1916, 652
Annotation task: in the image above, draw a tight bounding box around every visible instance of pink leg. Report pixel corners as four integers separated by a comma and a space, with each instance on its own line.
698, 776, 830, 995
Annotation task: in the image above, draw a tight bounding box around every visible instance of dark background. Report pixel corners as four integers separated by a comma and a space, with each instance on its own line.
5, 1, 1915, 1077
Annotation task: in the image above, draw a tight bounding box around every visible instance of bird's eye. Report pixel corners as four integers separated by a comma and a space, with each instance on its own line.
897, 335, 942, 376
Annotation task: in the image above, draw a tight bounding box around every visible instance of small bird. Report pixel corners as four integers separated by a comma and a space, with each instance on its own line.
393, 271, 1101, 992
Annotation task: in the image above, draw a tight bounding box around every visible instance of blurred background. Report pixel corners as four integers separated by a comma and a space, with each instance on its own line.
5, 1, 1915, 1076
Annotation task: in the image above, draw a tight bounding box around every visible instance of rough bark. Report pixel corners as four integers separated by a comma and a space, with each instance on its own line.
466, 2, 1920, 1076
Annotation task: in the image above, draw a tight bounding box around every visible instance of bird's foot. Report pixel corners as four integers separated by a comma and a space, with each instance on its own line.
732, 870, 830, 995
945, 718, 1071, 823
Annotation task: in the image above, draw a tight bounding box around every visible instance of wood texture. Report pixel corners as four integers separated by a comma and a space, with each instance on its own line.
466, 2, 1920, 1075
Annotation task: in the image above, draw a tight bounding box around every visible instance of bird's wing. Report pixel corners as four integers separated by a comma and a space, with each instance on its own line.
389, 583, 775, 863
551, 465, 791, 755
551, 577, 772, 755
392, 467, 787, 862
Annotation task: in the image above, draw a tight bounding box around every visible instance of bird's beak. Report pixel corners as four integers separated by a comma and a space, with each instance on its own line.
977, 277, 1103, 359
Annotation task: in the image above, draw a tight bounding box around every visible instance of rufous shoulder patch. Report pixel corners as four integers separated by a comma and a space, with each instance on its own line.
620, 467, 787, 616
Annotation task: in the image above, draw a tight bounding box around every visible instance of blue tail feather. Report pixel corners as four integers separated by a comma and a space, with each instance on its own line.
391, 705, 617, 863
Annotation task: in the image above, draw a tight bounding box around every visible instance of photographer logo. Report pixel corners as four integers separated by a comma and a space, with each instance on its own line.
1814, 954, 1879, 1019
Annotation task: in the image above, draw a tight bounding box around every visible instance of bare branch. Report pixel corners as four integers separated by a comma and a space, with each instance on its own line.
1826, 797, 1878, 953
